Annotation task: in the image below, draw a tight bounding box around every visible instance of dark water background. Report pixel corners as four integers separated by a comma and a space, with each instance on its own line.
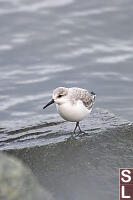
0, 0, 133, 148
0, 0, 133, 199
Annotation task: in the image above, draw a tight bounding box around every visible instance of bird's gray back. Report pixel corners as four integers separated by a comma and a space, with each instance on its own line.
68, 87, 95, 110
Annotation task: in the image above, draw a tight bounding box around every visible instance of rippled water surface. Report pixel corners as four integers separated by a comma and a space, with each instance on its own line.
0, 0, 133, 149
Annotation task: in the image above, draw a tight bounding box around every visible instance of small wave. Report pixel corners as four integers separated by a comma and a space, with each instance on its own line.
84, 71, 133, 82
0, 44, 12, 51
0, 0, 75, 14
96, 54, 133, 63
0, 93, 49, 111
72, 7, 118, 17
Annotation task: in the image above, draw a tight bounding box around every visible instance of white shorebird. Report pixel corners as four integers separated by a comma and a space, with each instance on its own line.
43, 87, 96, 135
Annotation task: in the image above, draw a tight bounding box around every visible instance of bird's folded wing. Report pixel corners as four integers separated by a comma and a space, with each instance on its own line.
81, 91, 94, 110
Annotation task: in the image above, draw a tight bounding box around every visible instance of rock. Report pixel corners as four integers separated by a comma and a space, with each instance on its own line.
0, 152, 53, 200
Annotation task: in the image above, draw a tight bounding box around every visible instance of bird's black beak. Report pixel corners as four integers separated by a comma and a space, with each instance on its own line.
43, 99, 54, 109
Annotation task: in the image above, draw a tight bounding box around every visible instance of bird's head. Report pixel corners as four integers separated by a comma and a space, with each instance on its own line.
43, 87, 68, 109
53, 87, 68, 105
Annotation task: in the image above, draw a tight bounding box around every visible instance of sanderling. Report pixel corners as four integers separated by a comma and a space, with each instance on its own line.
43, 87, 96, 135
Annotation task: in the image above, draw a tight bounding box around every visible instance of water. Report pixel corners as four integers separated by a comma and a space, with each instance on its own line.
0, 0, 133, 147
0, 0, 133, 199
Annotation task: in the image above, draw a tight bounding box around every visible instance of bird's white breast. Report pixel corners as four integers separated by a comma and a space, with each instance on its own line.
56, 100, 91, 122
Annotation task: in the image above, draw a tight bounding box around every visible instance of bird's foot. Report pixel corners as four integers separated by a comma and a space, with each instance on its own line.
76, 130, 87, 136
72, 122, 89, 137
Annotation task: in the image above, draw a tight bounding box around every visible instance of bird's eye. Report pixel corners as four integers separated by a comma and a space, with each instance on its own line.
58, 94, 63, 98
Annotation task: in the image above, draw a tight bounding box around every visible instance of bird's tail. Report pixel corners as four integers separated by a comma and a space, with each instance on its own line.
91, 91, 96, 100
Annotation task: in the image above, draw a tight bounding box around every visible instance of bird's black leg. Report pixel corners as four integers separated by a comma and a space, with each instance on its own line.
73, 122, 79, 135
77, 122, 86, 135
